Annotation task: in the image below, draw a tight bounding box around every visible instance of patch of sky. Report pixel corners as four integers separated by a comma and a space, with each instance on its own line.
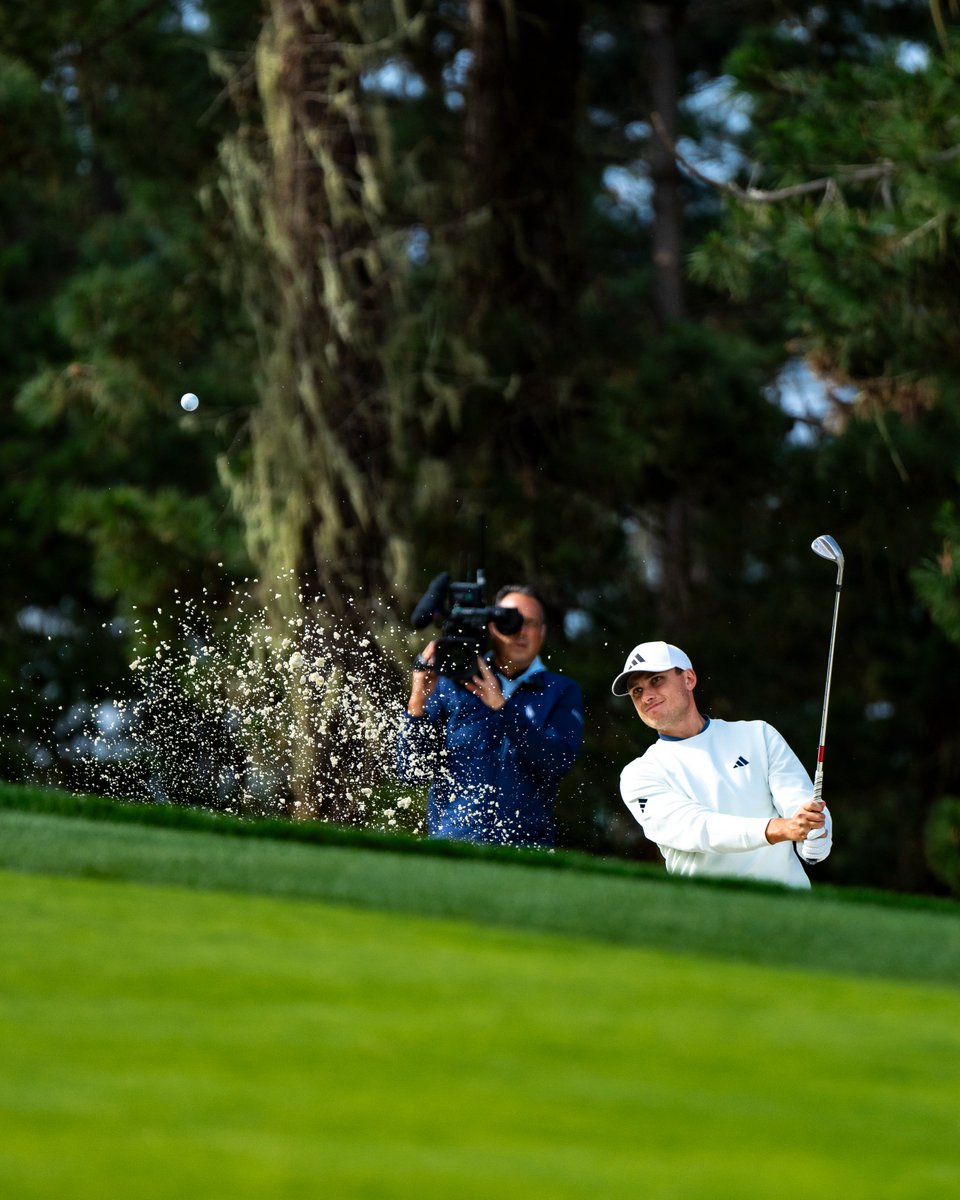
442, 47, 473, 111
684, 75, 752, 137
361, 59, 427, 100
600, 165, 653, 223
433, 29, 456, 56
676, 132, 747, 184
180, 1, 210, 34
588, 107, 619, 130
95, 701, 123, 735
53, 699, 140, 764
895, 41, 930, 73
779, 16, 812, 43
563, 609, 593, 639
797, 6, 828, 36
624, 518, 662, 589
779, 8, 929, 70
768, 359, 826, 445
767, 358, 858, 445
600, 76, 751, 223
406, 225, 430, 266
681, 76, 752, 204
625, 120, 651, 142
18, 605, 81, 638
583, 27, 616, 54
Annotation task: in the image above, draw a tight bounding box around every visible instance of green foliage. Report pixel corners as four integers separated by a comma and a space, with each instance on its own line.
925, 794, 960, 896
0, 1, 262, 794
912, 498, 960, 645
64, 487, 243, 613
693, 25, 960, 387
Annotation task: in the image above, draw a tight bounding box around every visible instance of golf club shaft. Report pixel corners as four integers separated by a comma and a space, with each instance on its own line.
810, 562, 843, 835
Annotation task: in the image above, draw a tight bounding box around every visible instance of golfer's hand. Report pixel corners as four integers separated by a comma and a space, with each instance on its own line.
798, 803, 832, 858
798, 812, 832, 863
464, 656, 505, 711
407, 640, 439, 716
765, 800, 826, 844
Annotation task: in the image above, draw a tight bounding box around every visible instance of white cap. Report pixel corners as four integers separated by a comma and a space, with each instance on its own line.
611, 641, 693, 696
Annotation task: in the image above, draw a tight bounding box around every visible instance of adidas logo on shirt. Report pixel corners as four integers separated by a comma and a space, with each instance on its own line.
732, 756, 749, 769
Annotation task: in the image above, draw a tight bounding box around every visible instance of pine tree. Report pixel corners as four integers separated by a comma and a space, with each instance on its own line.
687, 2, 960, 889
0, 1, 261, 787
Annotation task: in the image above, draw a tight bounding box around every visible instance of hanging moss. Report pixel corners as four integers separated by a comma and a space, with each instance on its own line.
210, 1, 588, 816
209, 2, 428, 814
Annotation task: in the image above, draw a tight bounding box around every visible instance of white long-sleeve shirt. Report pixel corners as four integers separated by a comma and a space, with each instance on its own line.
620, 718, 830, 889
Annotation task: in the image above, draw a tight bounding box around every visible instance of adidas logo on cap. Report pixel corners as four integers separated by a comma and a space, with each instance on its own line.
611, 641, 693, 696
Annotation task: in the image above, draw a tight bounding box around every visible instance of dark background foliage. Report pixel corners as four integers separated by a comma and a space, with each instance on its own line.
3, 0, 960, 894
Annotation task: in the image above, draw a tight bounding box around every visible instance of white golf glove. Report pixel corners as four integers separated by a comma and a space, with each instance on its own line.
798, 813, 832, 864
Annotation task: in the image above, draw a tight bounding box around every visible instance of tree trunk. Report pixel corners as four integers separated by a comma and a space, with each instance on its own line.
229, 0, 396, 616
219, 0, 404, 819
641, 1, 686, 322
459, 1, 584, 473
641, 1, 692, 621
465, 0, 583, 331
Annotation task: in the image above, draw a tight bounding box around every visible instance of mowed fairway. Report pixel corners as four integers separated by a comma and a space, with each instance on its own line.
1, 814, 959, 1198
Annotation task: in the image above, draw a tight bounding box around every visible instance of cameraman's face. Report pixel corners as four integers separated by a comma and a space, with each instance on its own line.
489, 592, 546, 676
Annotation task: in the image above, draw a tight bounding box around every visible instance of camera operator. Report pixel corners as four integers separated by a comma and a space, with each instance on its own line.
396, 585, 584, 847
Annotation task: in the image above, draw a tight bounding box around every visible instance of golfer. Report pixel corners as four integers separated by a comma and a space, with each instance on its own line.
613, 641, 831, 888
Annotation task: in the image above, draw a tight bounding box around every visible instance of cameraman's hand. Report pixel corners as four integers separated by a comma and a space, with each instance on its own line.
465, 656, 505, 711
407, 641, 439, 717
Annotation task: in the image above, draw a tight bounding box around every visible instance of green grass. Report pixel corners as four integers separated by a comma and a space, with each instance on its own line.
1, 784, 959, 1198
1, 805, 959, 986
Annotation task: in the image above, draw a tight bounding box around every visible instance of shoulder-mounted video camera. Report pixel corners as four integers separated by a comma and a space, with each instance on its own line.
410, 570, 522, 683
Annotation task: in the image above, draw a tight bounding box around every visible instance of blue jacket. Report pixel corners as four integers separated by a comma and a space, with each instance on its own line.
396, 666, 584, 847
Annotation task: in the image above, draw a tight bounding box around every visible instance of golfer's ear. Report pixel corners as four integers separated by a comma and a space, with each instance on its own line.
683, 668, 697, 690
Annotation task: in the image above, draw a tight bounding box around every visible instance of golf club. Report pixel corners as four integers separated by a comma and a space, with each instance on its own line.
809, 534, 844, 838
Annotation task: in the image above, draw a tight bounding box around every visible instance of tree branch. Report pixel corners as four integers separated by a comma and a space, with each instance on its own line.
650, 110, 897, 204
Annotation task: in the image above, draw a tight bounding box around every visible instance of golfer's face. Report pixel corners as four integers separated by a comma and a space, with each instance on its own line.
489, 592, 546, 674
628, 669, 696, 735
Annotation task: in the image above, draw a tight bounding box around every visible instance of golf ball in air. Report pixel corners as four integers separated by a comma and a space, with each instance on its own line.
180, 392, 199, 412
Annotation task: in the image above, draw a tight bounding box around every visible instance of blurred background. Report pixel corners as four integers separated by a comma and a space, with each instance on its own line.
3, 0, 960, 895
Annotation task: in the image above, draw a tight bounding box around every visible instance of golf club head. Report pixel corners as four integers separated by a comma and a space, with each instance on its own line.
811, 534, 844, 567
